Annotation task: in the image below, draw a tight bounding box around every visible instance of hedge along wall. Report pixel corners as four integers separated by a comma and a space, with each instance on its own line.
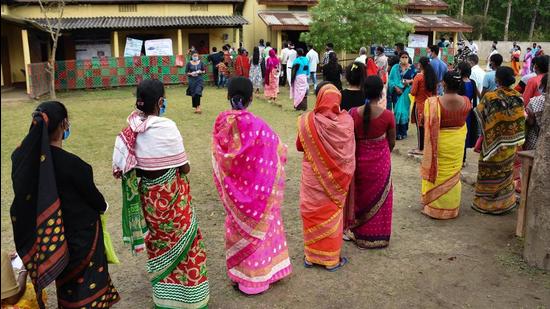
27, 55, 215, 99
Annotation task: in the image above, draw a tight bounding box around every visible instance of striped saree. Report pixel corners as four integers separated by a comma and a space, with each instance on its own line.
421, 97, 467, 219
473, 87, 525, 214
297, 84, 355, 267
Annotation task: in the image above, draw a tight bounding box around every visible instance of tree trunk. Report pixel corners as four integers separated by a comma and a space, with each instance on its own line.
479, 0, 491, 40
528, 0, 541, 42
523, 73, 550, 270
503, 0, 512, 41
48, 36, 58, 99
459, 0, 464, 20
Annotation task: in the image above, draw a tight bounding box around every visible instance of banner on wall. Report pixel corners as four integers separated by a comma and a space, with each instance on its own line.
408, 34, 429, 48
124, 38, 143, 57
75, 43, 112, 60
144, 39, 173, 56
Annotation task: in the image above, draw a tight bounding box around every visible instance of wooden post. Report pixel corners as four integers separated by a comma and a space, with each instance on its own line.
432, 31, 437, 46
113, 31, 120, 57
21, 29, 31, 95
177, 29, 183, 55
453, 32, 458, 50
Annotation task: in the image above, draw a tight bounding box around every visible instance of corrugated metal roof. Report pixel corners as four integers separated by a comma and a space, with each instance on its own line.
257, 0, 317, 5
30, 15, 248, 30
404, 0, 449, 10
11, 0, 243, 3
402, 14, 472, 32
258, 11, 310, 30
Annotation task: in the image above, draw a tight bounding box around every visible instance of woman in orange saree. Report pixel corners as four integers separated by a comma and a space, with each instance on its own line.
296, 82, 356, 271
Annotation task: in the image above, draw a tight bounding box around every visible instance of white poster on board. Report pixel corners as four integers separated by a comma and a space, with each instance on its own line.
75, 43, 112, 60
124, 38, 143, 57
144, 39, 173, 56
408, 34, 429, 48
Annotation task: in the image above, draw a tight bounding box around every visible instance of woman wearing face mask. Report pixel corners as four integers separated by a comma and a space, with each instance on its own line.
113, 79, 210, 308
212, 77, 292, 295
11, 101, 119, 308
388, 51, 416, 140
186, 51, 206, 114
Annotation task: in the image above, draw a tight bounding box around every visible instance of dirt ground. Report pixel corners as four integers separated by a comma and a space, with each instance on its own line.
1, 86, 549, 309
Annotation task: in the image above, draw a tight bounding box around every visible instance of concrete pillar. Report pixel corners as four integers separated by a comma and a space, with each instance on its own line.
432, 31, 437, 46
113, 31, 120, 57
21, 29, 31, 94
276, 30, 282, 53
177, 29, 183, 55
235, 27, 240, 47
453, 32, 458, 50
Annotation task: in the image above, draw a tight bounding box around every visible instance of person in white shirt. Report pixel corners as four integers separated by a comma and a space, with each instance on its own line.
486, 45, 499, 71
355, 47, 367, 64
322, 43, 334, 66
279, 42, 290, 86
286, 43, 297, 97
306, 44, 319, 90
466, 54, 485, 100
374, 46, 388, 82
468, 39, 478, 55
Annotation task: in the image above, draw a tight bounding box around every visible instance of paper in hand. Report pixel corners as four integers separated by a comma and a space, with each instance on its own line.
11, 253, 23, 270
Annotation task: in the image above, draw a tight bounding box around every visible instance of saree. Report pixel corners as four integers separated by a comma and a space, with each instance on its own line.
264, 50, 280, 99
297, 84, 355, 266
389, 65, 416, 125
345, 108, 393, 248
473, 88, 526, 214
421, 97, 467, 219
212, 110, 292, 295
291, 56, 309, 109
113, 111, 209, 308
234, 55, 250, 78
521, 53, 533, 76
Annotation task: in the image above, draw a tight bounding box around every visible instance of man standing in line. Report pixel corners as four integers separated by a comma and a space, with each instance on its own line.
286, 43, 297, 97
322, 43, 335, 67
427, 45, 448, 96
279, 42, 289, 86
355, 47, 368, 64
481, 53, 503, 97
207, 47, 224, 87
306, 44, 319, 90
466, 54, 485, 99
468, 39, 478, 55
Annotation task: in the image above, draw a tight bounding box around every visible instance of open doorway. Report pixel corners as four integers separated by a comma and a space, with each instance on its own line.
189, 34, 209, 54
1, 36, 12, 87
282, 31, 307, 51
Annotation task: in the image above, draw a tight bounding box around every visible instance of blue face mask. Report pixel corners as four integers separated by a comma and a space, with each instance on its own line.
159, 98, 167, 116
192, 56, 199, 61
63, 126, 70, 140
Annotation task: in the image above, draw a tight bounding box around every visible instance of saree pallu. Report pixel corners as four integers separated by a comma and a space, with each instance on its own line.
297, 103, 355, 267
212, 110, 291, 295
264, 69, 279, 98
346, 136, 393, 248
140, 169, 209, 309
56, 221, 120, 308
421, 98, 467, 219
292, 74, 308, 109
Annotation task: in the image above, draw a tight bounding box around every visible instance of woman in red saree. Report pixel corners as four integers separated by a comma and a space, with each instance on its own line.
297, 82, 356, 271
234, 49, 251, 78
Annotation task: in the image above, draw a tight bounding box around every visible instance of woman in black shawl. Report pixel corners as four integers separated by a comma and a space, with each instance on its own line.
322, 52, 343, 90
10, 101, 119, 308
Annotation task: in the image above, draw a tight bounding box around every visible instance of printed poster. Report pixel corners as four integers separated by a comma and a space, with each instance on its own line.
124, 37, 143, 57
408, 34, 429, 48
144, 39, 173, 56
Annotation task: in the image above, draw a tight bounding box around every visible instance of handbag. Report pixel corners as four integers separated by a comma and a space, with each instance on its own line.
474, 135, 483, 153
101, 214, 120, 264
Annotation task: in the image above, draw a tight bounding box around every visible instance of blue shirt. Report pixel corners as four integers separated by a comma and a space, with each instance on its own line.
430, 57, 448, 82
293, 56, 310, 76
483, 70, 497, 91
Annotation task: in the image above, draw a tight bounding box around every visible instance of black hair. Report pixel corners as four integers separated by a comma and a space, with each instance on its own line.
527, 47, 532, 51
315, 81, 332, 96
362, 75, 384, 131
533, 55, 549, 73
456, 61, 472, 78
326, 43, 334, 49
345, 62, 365, 88
222, 45, 228, 51
516, 46, 522, 51
136, 79, 165, 114
33, 101, 68, 135
495, 67, 516, 87
467, 54, 479, 65
308, 44, 313, 50
297, 48, 305, 56
398, 51, 410, 59
266, 42, 271, 47
252, 47, 260, 65
443, 71, 462, 93
376, 46, 385, 54
541, 73, 548, 91
328, 52, 338, 63
283, 42, 288, 48
227, 77, 253, 110
212, 47, 217, 52
429, 45, 439, 56
259, 39, 264, 45
395, 42, 405, 51
490, 53, 503, 67
419, 56, 437, 93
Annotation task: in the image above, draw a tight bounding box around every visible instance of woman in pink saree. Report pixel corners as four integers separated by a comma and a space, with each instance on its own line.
264, 49, 281, 104
212, 77, 292, 295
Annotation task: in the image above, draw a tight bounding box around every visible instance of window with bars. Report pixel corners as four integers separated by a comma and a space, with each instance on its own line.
119, 4, 137, 12
191, 4, 208, 11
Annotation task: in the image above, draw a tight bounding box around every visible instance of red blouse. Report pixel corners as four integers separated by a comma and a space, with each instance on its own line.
439, 96, 472, 128
351, 108, 395, 139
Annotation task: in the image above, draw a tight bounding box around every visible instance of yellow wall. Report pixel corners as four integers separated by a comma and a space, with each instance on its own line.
8, 3, 234, 18
242, 1, 287, 50
1, 22, 25, 83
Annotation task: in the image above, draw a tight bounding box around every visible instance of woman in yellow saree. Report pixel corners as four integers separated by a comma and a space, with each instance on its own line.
297, 82, 355, 271
421, 72, 471, 219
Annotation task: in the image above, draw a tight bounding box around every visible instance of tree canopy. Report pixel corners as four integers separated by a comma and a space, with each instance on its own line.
301, 0, 413, 52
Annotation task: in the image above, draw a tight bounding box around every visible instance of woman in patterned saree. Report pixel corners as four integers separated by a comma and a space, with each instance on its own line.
344, 76, 396, 248
113, 80, 209, 308
11, 101, 119, 308
264, 49, 280, 104
212, 77, 292, 295
297, 82, 356, 271
472, 67, 526, 214
420, 72, 471, 219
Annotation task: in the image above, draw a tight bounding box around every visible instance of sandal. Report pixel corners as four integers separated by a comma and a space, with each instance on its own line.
343, 229, 355, 241
325, 257, 348, 272
303, 256, 314, 268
